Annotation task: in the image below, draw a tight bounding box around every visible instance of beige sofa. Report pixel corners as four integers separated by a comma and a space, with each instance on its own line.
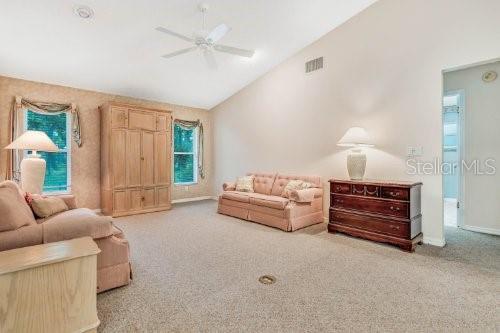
0, 180, 131, 293
218, 173, 324, 231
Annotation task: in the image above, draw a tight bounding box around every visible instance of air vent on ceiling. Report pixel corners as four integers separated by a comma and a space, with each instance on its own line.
305, 57, 323, 73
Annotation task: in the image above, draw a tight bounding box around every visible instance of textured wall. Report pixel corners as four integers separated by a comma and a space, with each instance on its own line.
0, 76, 213, 209
211, 0, 500, 245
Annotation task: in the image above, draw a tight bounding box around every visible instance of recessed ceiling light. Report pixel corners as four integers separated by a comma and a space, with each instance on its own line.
74, 5, 94, 19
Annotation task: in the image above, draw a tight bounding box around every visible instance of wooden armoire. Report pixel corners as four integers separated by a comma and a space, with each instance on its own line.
100, 102, 172, 217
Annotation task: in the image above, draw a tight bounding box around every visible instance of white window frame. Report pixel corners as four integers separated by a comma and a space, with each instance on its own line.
173, 126, 198, 186
23, 110, 72, 195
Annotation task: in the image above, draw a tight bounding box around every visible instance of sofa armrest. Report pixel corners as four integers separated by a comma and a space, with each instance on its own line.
54, 194, 77, 210
222, 182, 236, 191
289, 188, 323, 203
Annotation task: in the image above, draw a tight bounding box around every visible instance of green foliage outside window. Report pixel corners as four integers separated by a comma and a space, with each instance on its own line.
174, 124, 196, 184
26, 111, 69, 192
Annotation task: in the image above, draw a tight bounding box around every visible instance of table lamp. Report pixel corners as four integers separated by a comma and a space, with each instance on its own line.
4, 130, 59, 194
337, 127, 374, 180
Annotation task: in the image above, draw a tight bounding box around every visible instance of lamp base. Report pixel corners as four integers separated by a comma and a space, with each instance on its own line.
346, 149, 366, 180
20, 154, 46, 194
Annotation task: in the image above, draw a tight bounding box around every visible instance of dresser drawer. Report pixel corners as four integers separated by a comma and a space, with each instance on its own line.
381, 187, 409, 201
331, 182, 351, 194
331, 195, 409, 218
330, 209, 409, 238
352, 184, 380, 197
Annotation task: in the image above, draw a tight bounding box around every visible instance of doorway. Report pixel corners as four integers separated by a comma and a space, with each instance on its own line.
442, 91, 463, 228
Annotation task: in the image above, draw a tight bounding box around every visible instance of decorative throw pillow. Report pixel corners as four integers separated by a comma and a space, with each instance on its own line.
31, 197, 69, 218
235, 175, 255, 192
0, 181, 36, 232
281, 180, 313, 198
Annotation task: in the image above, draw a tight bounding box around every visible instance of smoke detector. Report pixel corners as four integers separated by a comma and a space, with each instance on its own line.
74, 5, 94, 19
482, 70, 497, 83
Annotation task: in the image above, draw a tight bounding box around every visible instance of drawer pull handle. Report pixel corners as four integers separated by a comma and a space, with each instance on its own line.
389, 191, 399, 197
335, 199, 343, 203
390, 206, 400, 211
336, 186, 342, 191
141, 157, 145, 161
141, 196, 145, 201
390, 225, 400, 230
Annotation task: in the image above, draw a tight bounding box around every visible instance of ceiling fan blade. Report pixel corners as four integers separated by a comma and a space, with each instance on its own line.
162, 47, 197, 59
203, 49, 217, 69
155, 26, 194, 43
213, 44, 254, 58
206, 23, 230, 43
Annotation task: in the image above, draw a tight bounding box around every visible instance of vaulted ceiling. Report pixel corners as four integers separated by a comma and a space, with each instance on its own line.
0, 0, 376, 109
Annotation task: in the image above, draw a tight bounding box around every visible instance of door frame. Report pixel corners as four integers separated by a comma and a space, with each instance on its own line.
442, 89, 465, 228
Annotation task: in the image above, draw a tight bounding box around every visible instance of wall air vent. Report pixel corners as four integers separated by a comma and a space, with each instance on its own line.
305, 57, 323, 73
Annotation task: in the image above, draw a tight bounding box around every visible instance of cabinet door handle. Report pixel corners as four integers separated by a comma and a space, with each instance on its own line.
141, 196, 145, 201
141, 156, 145, 161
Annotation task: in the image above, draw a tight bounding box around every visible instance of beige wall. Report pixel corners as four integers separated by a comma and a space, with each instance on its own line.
444, 61, 500, 235
211, 0, 500, 245
0, 76, 213, 209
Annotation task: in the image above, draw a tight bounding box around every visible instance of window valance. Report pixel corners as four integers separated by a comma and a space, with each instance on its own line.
5, 96, 82, 181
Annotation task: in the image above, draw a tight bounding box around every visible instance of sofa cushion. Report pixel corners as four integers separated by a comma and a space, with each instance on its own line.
0, 223, 43, 252
235, 175, 255, 192
221, 191, 251, 203
41, 208, 114, 243
31, 196, 69, 218
247, 172, 276, 195
271, 174, 322, 197
281, 180, 313, 198
248, 193, 289, 210
0, 181, 36, 232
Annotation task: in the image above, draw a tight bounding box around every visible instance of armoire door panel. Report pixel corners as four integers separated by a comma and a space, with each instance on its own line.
156, 114, 170, 132
143, 188, 156, 209
129, 110, 156, 131
111, 107, 128, 128
155, 132, 171, 186
157, 187, 170, 207
113, 190, 127, 213
111, 129, 127, 188
127, 130, 142, 187
129, 189, 142, 211
142, 131, 155, 187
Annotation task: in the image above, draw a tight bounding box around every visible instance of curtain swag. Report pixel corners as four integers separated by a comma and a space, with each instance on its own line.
18, 97, 82, 147
5, 96, 82, 180
174, 119, 205, 179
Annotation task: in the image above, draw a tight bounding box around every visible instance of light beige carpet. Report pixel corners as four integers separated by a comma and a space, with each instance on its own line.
97, 200, 499, 332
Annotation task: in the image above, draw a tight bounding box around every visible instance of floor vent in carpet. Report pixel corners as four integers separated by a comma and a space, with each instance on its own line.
258, 275, 276, 285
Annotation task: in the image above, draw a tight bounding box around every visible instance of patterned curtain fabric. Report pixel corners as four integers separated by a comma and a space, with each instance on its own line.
174, 119, 205, 179
5, 96, 82, 180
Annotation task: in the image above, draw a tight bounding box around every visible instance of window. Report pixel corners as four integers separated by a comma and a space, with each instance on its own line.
173, 124, 197, 184
25, 110, 71, 193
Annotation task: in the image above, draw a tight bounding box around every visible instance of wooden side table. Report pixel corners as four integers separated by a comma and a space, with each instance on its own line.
0, 237, 101, 333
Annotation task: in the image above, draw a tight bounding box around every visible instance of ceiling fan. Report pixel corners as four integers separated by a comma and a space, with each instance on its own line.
155, 3, 255, 69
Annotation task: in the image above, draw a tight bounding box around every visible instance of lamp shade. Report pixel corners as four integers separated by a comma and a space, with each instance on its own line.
337, 127, 374, 147
4, 131, 59, 152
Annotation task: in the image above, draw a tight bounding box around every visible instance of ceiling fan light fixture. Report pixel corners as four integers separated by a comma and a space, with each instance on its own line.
74, 5, 94, 19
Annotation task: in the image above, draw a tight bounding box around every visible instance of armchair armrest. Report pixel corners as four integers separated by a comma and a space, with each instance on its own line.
222, 182, 236, 191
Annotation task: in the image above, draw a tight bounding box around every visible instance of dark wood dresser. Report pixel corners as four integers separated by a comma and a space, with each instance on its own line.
328, 179, 423, 252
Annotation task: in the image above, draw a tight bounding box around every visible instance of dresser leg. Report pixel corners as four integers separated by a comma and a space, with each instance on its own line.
399, 244, 414, 252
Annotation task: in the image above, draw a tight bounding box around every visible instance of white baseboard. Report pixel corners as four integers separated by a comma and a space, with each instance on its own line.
172, 196, 216, 204
423, 236, 446, 247
461, 225, 500, 236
